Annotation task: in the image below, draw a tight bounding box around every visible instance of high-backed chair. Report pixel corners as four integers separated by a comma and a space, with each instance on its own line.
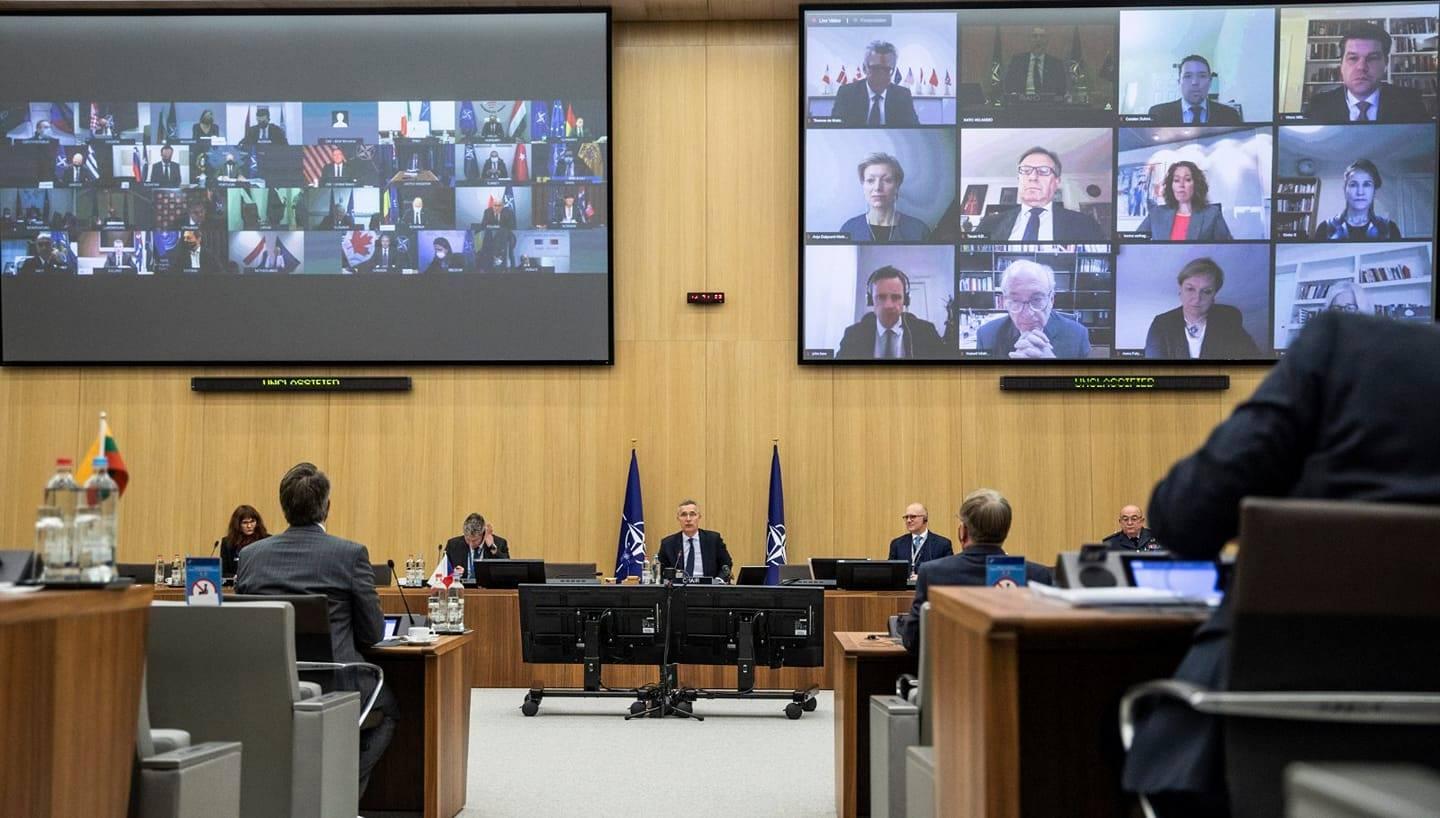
370, 562, 392, 587
130, 668, 243, 818
1121, 499, 1440, 818
869, 602, 929, 818
146, 602, 361, 818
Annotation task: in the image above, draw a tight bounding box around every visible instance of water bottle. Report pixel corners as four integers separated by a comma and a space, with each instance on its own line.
40, 458, 81, 582
76, 456, 119, 583
416, 553, 426, 584
35, 505, 72, 582
650, 556, 661, 585
153, 554, 167, 586
427, 589, 441, 628
448, 586, 464, 632
43, 456, 80, 524
170, 554, 183, 586
640, 555, 652, 584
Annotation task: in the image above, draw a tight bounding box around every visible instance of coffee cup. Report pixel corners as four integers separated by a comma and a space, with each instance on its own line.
407, 625, 435, 641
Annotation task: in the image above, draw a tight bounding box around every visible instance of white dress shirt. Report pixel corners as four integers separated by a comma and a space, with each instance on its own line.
1007, 202, 1054, 241
681, 532, 705, 577
1185, 318, 1207, 359
873, 316, 905, 358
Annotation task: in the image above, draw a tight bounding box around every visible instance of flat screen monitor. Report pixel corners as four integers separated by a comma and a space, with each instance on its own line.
835, 558, 912, 590
809, 556, 868, 581
472, 559, 547, 589
669, 584, 825, 668
1123, 557, 1223, 599
518, 584, 667, 665
0, 9, 612, 363
799, 3, 1438, 364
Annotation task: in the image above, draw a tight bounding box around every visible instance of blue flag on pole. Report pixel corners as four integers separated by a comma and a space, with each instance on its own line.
614, 449, 646, 580
765, 444, 787, 585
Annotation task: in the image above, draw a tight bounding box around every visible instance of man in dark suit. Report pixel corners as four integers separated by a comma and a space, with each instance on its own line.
17, 233, 76, 274
59, 151, 95, 185
1122, 311, 1440, 817
403, 196, 430, 229
359, 232, 410, 272
1147, 55, 1244, 124
976, 147, 1106, 242
147, 145, 183, 186
1003, 27, 1067, 96
242, 106, 288, 146
100, 239, 137, 273
978, 260, 1092, 359
836, 265, 949, 359
162, 230, 220, 273
830, 40, 920, 127
657, 499, 734, 581
480, 150, 508, 182
320, 146, 354, 185
901, 489, 1053, 652
1102, 505, 1163, 551
887, 503, 954, 575
235, 462, 397, 795
1304, 23, 1431, 123
444, 512, 511, 580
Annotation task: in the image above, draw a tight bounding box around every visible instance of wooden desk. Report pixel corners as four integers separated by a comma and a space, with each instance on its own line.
927, 588, 1207, 818
833, 632, 915, 818
362, 632, 474, 818
378, 586, 912, 691
0, 586, 152, 818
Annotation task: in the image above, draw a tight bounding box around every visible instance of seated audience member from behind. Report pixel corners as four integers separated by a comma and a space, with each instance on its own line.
444, 512, 511, 580
901, 489, 1053, 653
657, 499, 734, 581
978, 260, 1091, 359
888, 502, 954, 577
219, 504, 270, 577
1312, 159, 1402, 241
830, 39, 920, 127
234, 462, 397, 795
1147, 55, 1243, 125
1102, 505, 1162, 552
1304, 23, 1431, 123
836, 266, 949, 360
1137, 161, 1232, 241
839, 152, 931, 241
976, 146, 1106, 242
1122, 310, 1440, 817
1143, 257, 1259, 360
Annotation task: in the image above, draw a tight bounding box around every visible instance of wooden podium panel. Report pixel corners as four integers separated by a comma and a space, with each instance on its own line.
833, 632, 915, 818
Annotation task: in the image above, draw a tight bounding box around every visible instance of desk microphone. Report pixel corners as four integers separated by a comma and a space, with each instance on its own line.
387, 559, 419, 629
719, 564, 732, 585
210, 539, 220, 556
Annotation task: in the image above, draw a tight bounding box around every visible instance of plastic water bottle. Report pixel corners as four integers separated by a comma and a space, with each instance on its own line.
35, 505, 71, 582
76, 456, 119, 583
639, 555, 652, 584
170, 554, 182, 586
43, 457, 80, 523
448, 586, 464, 632
154, 554, 167, 586
427, 589, 441, 628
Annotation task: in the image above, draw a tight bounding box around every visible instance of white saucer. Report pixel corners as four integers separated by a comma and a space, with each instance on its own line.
402, 634, 439, 645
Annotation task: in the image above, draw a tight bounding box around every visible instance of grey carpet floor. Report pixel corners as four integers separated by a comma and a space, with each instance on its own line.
456, 688, 837, 818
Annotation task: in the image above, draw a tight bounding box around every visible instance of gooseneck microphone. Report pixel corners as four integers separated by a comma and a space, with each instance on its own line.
210, 539, 221, 556
387, 559, 419, 629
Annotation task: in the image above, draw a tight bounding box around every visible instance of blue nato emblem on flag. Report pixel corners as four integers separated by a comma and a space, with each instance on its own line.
614, 449, 646, 580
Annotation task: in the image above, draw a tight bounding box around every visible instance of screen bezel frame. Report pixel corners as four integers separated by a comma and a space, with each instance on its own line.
0, 4, 615, 367
796, 0, 1440, 366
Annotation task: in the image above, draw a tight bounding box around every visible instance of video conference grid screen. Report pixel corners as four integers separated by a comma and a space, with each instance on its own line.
0, 11, 611, 364
800, 3, 1439, 362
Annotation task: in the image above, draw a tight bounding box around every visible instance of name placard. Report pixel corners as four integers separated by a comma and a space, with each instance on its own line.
191, 377, 412, 393
999, 375, 1230, 392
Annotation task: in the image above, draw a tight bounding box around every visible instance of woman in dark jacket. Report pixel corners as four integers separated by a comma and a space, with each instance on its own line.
1312, 159, 1402, 241
219, 504, 270, 577
1144, 256, 1260, 359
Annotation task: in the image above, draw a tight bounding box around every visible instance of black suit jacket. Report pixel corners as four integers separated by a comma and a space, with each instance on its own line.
359, 245, 411, 273
1304, 84, 1431, 123
1146, 99, 1243, 125
60, 165, 96, 185
830, 81, 920, 127
163, 243, 221, 274
900, 545, 1053, 652
1003, 53, 1066, 95
147, 160, 182, 186
1102, 527, 1162, 552
657, 529, 733, 579
444, 535, 512, 579
1123, 312, 1440, 795
243, 122, 288, 145
886, 531, 954, 569
976, 203, 1107, 242
836, 313, 949, 360
320, 162, 354, 185
1143, 304, 1260, 360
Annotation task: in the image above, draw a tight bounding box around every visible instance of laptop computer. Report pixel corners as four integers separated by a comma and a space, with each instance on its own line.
736, 565, 770, 586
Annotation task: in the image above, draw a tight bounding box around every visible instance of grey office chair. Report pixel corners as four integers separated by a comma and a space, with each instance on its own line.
146, 602, 361, 818
131, 667, 243, 818
869, 602, 928, 818
1120, 499, 1440, 818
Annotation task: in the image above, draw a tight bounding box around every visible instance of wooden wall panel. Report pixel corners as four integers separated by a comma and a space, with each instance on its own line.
0, 21, 1265, 573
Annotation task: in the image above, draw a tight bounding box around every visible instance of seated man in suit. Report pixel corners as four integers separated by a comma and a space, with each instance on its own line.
830, 39, 920, 127
978, 260, 1092, 359
976, 146, 1106, 242
836, 265, 949, 359
359, 232, 410, 273
1102, 505, 1163, 551
444, 512, 511, 581
1122, 310, 1440, 817
163, 229, 220, 273
319, 146, 354, 185
887, 503, 954, 577
235, 462, 397, 796
1148, 55, 1243, 125
403, 196, 430, 229
147, 144, 184, 187
1003, 27, 1067, 96
242, 106, 288, 146
100, 239, 137, 273
480, 149, 508, 182
657, 499, 734, 581
1304, 22, 1430, 123
59, 150, 95, 185
901, 489, 1053, 652
17, 233, 77, 275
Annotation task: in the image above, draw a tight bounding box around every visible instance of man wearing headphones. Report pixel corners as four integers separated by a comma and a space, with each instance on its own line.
887, 502, 953, 577
836, 265, 949, 359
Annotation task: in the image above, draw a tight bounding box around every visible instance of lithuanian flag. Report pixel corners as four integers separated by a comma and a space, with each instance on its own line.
75, 414, 129, 495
